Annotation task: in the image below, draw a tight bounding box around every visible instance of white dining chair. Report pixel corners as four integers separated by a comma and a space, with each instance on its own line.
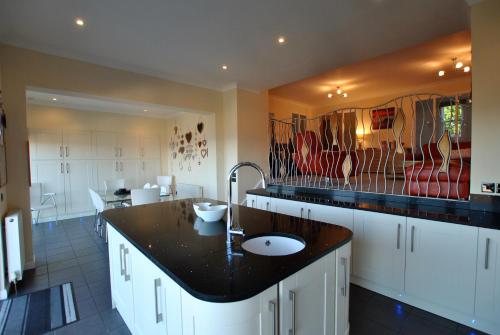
30, 183, 58, 224
143, 182, 151, 189
157, 175, 173, 197
89, 188, 107, 240
104, 179, 125, 193
131, 188, 161, 206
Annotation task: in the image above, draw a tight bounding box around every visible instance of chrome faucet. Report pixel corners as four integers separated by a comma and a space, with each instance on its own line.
226, 162, 266, 245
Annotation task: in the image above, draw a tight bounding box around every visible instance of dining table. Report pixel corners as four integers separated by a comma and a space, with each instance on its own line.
99, 190, 172, 206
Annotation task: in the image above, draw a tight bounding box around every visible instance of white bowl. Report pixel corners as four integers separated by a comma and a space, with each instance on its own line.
193, 203, 227, 222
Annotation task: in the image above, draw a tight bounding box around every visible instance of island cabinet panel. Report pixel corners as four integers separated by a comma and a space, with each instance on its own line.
475, 228, 500, 334
279, 251, 336, 335
131, 248, 182, 335
335, 243, 351, 335
107, 225, 135, 332
246, 194, 257, 208
181, 285, 278, 335
308, 203, 354, 231
405, 218, 478, 316
351, 211, 406, 296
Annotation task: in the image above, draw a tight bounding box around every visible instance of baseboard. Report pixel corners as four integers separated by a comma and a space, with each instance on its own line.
35, 211, 95, 224
350, 276, 497, 335
24, 258, 36, 270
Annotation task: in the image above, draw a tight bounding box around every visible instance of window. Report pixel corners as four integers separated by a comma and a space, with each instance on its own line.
440, 104, 463, 138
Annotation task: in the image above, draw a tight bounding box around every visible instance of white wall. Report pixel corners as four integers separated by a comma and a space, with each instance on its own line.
166, 112, 218, 199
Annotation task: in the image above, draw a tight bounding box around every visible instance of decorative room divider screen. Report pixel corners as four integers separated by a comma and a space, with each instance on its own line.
268, 93, 472, 201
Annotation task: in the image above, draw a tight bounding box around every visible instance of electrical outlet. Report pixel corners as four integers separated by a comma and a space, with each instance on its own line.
481, 182, 495, 193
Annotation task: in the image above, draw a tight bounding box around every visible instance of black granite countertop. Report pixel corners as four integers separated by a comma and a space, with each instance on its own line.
102, 199, 352, 303
247, 188, 500, 230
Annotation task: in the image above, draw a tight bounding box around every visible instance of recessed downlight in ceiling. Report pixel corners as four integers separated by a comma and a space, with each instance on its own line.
438, 70, 445, 77
463, 66, 471, 73
327, 93, 333, 98
52, 97, 57, 101
221, 64, 228, 71
143, 109, 148, 112
336, 87, 342, 95
75, 17, 85, 27
277, 36, 287, 45
343, 92, 348, 98
455, 61, 463, 69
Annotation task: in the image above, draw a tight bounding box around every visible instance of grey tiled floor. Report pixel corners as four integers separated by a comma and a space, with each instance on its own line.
15, 216, 486, 335
15, 216, 130, 335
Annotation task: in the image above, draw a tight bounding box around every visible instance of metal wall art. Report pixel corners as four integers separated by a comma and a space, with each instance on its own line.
169, 120, 208, 172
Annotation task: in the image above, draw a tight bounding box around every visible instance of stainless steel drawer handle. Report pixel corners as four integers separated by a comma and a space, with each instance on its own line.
123, 248, 130, 281
66, 163, 70, 174
307, 208, 311, 219
300, 208, 304, 219
289, 290, 296, 335
119, 244, 125, 276
341, 257, 348, 297
410, 225, 415, 253
266, 202, 270, 210
154, 278, 163, 323
65, 146, 69, 157
60, 162, 64, 174
251, 199, 255, 208
59, 146, 63, 158
485, 238, 491, 270
269, 300, 277, 335
397, 223, 401, 250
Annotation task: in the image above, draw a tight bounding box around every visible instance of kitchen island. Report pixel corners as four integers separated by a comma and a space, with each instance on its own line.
102, 198, 352, 335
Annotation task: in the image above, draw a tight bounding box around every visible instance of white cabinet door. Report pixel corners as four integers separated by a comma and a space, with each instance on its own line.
246, 194, 257, 208
308, 203, 354, 230
138, 159, 161, 186
118, 135, 140, 160
30, 160, 66, 217
29, 129, 63, 160
141, 135, 161, 159
118, 160, 138, 189
335, 242, 351, 335
255, 195, 272, 211
405, 218, 478, 316
181, 285, 277, 335
64, 160, 93, 214
132, 249, 171, 335
352, 211, 405, 294
96, 160, 119, 192
475, 228, 500, 333
63, 130, 92, 160
280, 252, 335, 335
272, 198, 307, 218
107, 225, 135, 332
94, 131, 119, 159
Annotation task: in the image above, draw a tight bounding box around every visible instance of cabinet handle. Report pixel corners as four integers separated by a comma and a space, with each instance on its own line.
65, 146, 69, 157
251, 199, 255, 208
269, 300, 277, 335
410, 225, 415, 253
120, 162, 123, 171
120, 148, 123, 157
59, 146, 63, 158
397, 223, 401, 250
266, 201, 270, 211
115, 161, 119, 172
60, 163, 64, 174
123, 247, 130, 281
66, 163, 70, 174
289, 290, 296, 335
154, 278, 163, 323
142, 161, 145, 170
119, 244, 125, 276
115, 147, 118, 157
300, 208, 304, 219
485, 238, 491, 270
307, 208, 311, 219
341, 257, 348, 296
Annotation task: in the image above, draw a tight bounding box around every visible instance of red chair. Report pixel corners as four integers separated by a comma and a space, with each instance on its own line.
293, 131, 359, 180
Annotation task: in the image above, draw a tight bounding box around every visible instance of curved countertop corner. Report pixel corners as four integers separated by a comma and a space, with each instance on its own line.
102, 198, 352, 303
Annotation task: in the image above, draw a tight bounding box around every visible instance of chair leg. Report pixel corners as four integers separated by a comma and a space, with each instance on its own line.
36, 210, 40, 225
98, 213, 103, 237
104, 222, 108, 244
94, 209, 99, 233
54, 203, 58, 223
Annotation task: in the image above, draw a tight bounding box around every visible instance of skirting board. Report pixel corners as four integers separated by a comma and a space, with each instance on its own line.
34, 210, 95, 224
351, 276, 498, 335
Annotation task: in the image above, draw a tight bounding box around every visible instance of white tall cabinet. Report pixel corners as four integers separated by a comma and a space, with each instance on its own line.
29, 128, 162, 221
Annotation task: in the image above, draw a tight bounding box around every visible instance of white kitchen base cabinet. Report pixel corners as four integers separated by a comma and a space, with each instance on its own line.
474, 228, 500, 335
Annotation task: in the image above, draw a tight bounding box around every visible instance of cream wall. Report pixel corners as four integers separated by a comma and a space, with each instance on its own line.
470, 0, 500, 195
0, 44, 222, 267
220, 89, 238, 203
269, 95, 313, 120
166, 112, 218, 199
26, 104, 170, 173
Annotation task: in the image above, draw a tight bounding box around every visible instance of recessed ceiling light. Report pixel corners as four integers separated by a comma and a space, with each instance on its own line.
455, 61, 463, 69
438, 70, 445, 77
463, 66, 471, 73
277, 36, 287, 45
343, 92, 348, 98
143, 109, 148, 112
52, 97, 57, 101
75, 17, 85, 27
336, 87, 342, 95
327, 93, 333, 98
221, 64, 228, 71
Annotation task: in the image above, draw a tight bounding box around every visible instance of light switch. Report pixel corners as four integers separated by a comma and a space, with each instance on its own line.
481, 182, 495, 193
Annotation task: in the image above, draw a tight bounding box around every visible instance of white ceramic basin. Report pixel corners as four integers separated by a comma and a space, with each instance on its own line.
242, 234, 305, 256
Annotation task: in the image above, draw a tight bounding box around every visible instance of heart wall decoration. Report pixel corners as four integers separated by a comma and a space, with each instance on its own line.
197, 122, 204, 134
201, 148, 208, 158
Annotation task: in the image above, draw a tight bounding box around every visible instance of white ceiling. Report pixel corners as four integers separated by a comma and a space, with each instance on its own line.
26, 89, 197, 119
0, 0, 470, 92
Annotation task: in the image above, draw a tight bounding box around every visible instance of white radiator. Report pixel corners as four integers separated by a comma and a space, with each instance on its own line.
5, 210, 25, 284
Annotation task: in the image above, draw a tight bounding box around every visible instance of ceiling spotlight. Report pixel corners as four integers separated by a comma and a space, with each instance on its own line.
143, 109, 148, 112
75, 17, 85, 27
327, 93, 333, 98
455, 61, 463, 69
221, 64, 228, 71
343, 92, 348, 98
463, 66, 471, 73
52, 97, 57, 101
277, 36, 287, 45
336, 87, 342, 95
438, 70, 445, 77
